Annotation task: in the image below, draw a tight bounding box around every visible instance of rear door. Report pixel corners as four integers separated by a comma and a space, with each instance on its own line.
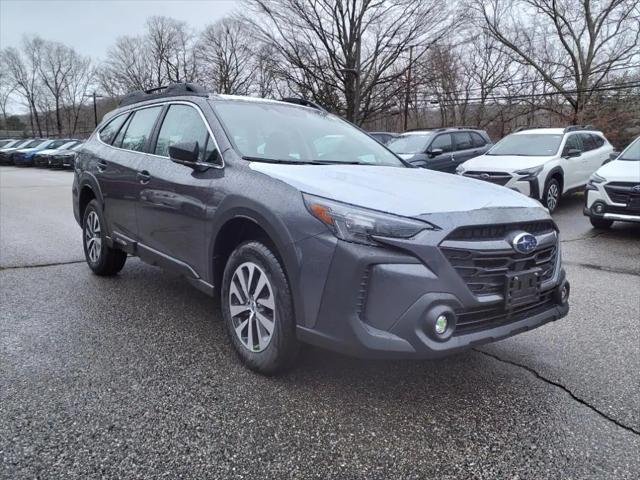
424, 133, 454, 172
136, 102, 222, 278
451, 131, 479, 169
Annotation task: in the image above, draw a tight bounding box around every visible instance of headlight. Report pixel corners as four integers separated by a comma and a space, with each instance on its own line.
514, 165, 543, 178
303, 193, 437, 246
588, 173, 606, 184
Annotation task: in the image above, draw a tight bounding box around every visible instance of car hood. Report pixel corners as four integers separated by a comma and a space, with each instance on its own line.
460, 154, 553, 172
15, 148, 39, 154
597, 160, 640, 182
250, 163, 541, 217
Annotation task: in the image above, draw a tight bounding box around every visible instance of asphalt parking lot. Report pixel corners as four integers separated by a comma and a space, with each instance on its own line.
1, 166, 639, 479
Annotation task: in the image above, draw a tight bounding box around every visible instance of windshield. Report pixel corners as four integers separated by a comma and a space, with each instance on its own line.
23, 139, 46, 149
487, 133, 562, 156
48, 140, 69, 149
387, 134, 432, 154
212, 100, 404, 167
619, 138, 640, 161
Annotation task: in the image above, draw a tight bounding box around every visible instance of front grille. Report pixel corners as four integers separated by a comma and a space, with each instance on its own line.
464, 171, 512, 186
605, 182, 640, 209
447, 221, 555, 241
606, 205, 640, 215
454, 290, 556, 335
442, 245, 557, 296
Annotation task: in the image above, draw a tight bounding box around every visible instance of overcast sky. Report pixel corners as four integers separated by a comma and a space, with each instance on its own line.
0, 0, 239, 60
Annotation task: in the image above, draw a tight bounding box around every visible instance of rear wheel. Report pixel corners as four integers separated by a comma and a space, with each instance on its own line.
543, 177, 561, 213
590, 216, 613, 229
82, 199, 127, 276
221, 241, 298, 374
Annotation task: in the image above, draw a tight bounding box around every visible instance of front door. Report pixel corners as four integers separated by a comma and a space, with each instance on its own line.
136, 103, 222, 278
425, 133, 455, 172
560, 133, 584, 191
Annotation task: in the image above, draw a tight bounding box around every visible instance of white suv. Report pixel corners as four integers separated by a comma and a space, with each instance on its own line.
584, 136, 640, 228
456, 126, 614, 212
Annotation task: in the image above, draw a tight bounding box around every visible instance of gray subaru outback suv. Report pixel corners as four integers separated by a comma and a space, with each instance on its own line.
73, 83, 570, 374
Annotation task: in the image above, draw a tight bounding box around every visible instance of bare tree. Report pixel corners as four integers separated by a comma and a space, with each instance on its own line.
473, 0, 640, 123
0, 64, 16, 129
2, 37, 45, 136
63, 55, 94, 134
146, 16, 198, 85
244, 0, 455, 125
97, 35, 156, 96
198, 18, 257, 95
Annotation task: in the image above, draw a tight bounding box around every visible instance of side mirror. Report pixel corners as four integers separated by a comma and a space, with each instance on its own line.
169, 141, 199, 164
429, 148, 444, 157
564, 148, 581, 158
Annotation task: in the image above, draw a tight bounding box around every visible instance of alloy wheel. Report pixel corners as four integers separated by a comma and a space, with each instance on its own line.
547, 183, 559, 211
228, 262, 276, 352
85, 211, 102, 263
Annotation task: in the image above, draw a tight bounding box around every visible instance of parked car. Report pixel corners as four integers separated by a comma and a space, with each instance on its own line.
0, 139, 18, 149
369, 131, 399, 145
49, 142, 84, 169
73, 83, 569, 374
584, 136, 640, 228
386, 127, 493, 173
12, 139, 58, 166
33, 139, 81, 167
0, 139, 34, 164
457, 126, 614, 213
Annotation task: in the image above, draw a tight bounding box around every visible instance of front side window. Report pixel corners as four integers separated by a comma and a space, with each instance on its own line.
120, 106, 162, 152
154, 104, 218, 163
99, 114, 128, 145
213, 100, 405, 167
430, 134, 453, 153
387, 134, 432, 155
563, 134, 583, 155
619, 138, 640, 161
580, 133, 596, 151
471, 132, 487, 147
487, 134, 563, 157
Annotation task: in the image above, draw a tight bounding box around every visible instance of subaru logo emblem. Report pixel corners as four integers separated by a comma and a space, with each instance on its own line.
632, 185, 640, 193
481, 173, 490, 179
512, 232, 537, 254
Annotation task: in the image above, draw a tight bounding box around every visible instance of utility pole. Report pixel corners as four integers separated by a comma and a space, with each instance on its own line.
404, 45, 414, 131
84, 91, 104, 128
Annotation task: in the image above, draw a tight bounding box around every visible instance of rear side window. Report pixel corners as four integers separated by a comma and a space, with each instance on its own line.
120, 106, 162, 152
470, 132, 487, 147
430, 134, 453, 153
453, 132, 473, 150
591, 134, 605, 148
99, 114, 128, 145
154, 104, 219, 163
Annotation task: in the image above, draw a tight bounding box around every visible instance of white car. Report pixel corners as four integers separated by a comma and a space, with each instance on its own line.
456, 126, 614, 212
584, 136, 640, 228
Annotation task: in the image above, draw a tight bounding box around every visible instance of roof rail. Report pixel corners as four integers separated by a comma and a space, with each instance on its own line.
403, 127, 436, 133
564, 124, 596, 133
513, 126, 555, 133
280, 97, 327, 112
119, 83, 209, 107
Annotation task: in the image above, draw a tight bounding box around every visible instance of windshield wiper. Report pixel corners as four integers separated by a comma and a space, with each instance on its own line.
242, 156, 365, 165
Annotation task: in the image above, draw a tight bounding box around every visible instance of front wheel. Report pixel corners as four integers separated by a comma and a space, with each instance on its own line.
590, 216, 613, 229
221, 241, 298, 374
543, 177, 561, 213
82, 199, 127, 276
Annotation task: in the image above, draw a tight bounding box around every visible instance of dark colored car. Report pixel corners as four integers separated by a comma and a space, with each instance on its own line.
49, 142, 84, 168
0, 139, 34, 164
12, 139, 58, 166
33, 140, 81, 167
387, 127, 493, 173
0, 139, 18, 149
369, 131, 399, 145
73, 83, 569, 374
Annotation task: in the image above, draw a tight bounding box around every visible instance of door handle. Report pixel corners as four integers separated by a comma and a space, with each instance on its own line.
97, 160, 107, 172
137, 170, 151, 184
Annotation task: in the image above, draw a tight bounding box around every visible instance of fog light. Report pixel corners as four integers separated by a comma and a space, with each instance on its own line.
435, 314, 448, 334
593, 203, 605, 214
561, 283, 570, 304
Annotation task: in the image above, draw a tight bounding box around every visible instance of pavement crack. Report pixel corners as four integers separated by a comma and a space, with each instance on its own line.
0, 259, 85, 271
563, 261, 640, 277
474, 348, 640, 436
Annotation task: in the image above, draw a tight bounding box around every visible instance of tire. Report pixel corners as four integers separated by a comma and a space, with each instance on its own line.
82, 199, 127, 276
590, 216, 613, 229
543, 177, 561, 213
221, 241, 298, 374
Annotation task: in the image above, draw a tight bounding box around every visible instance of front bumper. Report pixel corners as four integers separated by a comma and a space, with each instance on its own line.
584, 185, 640, 223
295, 211, 568, 359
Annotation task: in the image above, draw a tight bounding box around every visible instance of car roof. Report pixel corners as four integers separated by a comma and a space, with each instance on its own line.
513, 127, 603, 135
